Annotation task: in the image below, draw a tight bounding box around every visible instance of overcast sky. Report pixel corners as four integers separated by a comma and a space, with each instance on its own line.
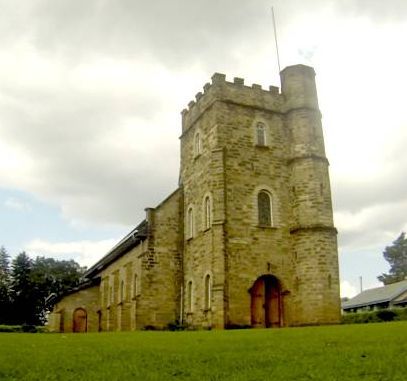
1, 0, 406, 298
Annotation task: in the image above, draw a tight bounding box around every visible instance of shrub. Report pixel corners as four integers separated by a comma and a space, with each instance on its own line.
342, 307, 407, 324
0, 324, 47, 333
394, 307, 407, 320
376, 310, 396, 321
0, 325, 22, 333
225, 323, 252, 330
143, 325, 158, 331
21, 324, 37, 333
167, 321, 188, 331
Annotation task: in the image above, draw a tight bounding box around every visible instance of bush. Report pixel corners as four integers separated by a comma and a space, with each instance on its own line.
225, 323, 252, 330
376, 310, 396, 321
167, 321, 188, 331
142, 325, 158, 331
342, 307, 407, 324
394, 307, 407, 320
0, 324, 47, 333
21, 324, 37, 333
0, 325, 23, 333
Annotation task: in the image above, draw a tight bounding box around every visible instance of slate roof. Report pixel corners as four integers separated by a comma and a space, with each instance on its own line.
342, 279, 407, 310
83, 219, 148, 279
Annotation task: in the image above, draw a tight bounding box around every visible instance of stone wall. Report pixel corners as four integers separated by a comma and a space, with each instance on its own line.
98, 189, 182, 331
51, 64, 341, 331
180, 64, 341, 328
49, 285, 100, 333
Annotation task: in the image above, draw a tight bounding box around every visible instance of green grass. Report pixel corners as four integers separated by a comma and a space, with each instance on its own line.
0, 322, 406, 380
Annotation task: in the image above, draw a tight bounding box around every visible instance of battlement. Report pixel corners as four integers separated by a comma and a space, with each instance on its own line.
181, 73, 283, 133
181, 64, 319, 133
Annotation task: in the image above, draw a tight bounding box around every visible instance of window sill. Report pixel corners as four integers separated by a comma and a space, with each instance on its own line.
193, 153, 202, 161
186, 236, 193, 242
255, 144, 269, 149
256, 225, 277, 229
203, 226, 211, 233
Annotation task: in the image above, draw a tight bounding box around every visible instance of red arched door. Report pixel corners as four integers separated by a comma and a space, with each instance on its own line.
73, 308, 87, 333
250, 275, 282, 328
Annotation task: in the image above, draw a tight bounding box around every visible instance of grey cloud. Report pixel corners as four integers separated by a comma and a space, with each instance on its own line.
0, 0, 271, 70
0, 73, 178, 226
333, 132, 407, 213
334, 0, 407, 22
1, 0, 406, 239
337, 205, 406, 251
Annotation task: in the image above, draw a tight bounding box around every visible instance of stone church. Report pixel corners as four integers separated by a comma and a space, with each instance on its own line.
49, 64, 341, 332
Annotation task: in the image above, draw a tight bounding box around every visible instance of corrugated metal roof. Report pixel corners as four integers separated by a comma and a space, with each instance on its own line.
342, 279, 407, 309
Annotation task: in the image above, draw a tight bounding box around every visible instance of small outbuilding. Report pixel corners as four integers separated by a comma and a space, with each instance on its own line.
342, 279, 407, 313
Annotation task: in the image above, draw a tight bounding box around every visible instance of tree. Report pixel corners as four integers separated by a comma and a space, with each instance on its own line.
10, 252, 35, 324
0, 246, 11, 323
4, 249, 85, 325
378, 232, 407, 285
29, 257, 86, 323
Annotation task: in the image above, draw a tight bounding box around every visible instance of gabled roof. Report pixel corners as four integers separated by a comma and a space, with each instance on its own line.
83, 220, 148, 279
342, 279, 407, 310
47, 276, 102, 306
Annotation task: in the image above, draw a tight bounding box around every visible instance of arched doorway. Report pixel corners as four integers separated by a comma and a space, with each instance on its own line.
250, 275, 282, 328
73, 308, 87, 333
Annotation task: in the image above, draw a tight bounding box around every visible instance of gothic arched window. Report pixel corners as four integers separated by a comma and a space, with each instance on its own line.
204, 196, 211, 230
204, 274, 211, 310
258, 190, 272, 226
256, 122, 266, 146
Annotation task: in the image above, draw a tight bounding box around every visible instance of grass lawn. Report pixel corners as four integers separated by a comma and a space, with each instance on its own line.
0, 322, 406, 381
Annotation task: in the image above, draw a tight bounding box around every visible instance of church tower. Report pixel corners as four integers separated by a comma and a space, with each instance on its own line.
179, 64, 340, 328
49, 64, 341, 333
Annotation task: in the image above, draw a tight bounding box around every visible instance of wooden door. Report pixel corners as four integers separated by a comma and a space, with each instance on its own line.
251, 278, 265, 327
251, 276, 281, 328
73, 308, 87, 333
265, 278, 281, 328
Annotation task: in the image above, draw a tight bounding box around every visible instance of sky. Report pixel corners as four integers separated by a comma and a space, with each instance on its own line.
0, 0, 406, 298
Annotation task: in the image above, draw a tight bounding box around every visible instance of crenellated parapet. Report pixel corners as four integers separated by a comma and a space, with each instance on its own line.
181, 73, 283, 133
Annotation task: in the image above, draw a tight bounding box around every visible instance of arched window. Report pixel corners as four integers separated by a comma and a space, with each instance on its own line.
133, 274, 138, 298
120, 280, 124, 303
204, 196, 211, 230
256, 122, 266, 146
109, 286, 113, 306
187, 281, 193, 313
194, 132, 202, 156
258, 190, 272, 226
187, 207, 194, 238
204, 274, 211, 310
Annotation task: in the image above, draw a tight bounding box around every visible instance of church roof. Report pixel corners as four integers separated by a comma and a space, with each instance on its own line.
84, 220, 148, 279
342, 279, 407, 310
